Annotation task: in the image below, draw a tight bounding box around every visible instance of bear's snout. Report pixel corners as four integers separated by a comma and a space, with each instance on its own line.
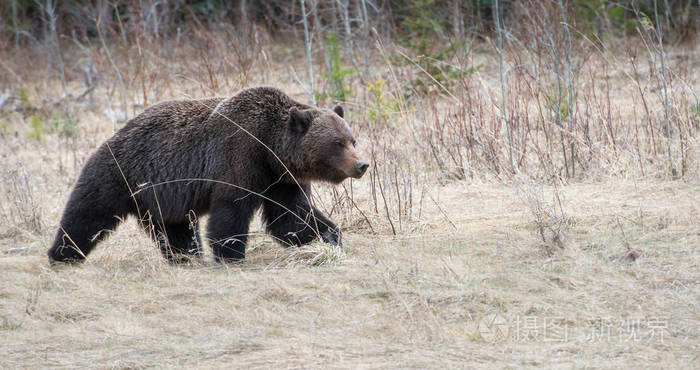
352, 161, 369, 178
357, 161, 369, 176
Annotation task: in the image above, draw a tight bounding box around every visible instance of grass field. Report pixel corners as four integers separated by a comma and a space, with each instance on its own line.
0, 27, 698, 367
1, 176, 697, 367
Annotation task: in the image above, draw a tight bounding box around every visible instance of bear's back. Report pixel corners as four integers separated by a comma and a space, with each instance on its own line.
128, 97, 224, 131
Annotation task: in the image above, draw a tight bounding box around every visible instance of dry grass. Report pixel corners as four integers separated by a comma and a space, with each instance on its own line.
1, 29, 699, 367
0, 178, 697, 367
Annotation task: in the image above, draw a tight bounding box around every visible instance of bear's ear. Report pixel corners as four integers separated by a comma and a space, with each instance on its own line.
333, 105, 344, 118
289, 107, 311, 133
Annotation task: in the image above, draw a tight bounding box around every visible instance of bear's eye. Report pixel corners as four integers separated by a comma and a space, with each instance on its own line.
335, 141, 344, 148
351, 139, 357, 147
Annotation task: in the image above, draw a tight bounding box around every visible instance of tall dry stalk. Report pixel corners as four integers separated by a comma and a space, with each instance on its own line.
10, 0, 19, 50
96, 9, 128, 130
38, 0, 78, 167
653, 0, 674, 176
39, 0, 72, 123
551, 24, 569, 178
632, 0, 676, 176
558, 0, 576, 177
300, 0, 316, 105
337, 0, 359, 75
493, 0, 514, 171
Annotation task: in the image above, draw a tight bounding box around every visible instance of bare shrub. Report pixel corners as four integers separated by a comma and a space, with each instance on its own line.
1, 167, 43, 235
516, 177, 570, 254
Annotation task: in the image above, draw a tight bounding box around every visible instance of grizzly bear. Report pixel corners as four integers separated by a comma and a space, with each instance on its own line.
48, 86, 368, 264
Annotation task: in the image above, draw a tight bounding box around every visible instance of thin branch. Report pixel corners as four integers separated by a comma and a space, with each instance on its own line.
300, 0, 316, 105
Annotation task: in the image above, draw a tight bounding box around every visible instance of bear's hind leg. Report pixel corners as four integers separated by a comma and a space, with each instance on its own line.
207, 200, 257, 263
146, 222, 203, 264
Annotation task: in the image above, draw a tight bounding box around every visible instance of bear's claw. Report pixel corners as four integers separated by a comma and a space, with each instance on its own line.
322, 227, 342, 247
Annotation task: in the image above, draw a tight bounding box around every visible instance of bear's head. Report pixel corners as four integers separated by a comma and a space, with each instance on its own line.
287, 105, 369, 184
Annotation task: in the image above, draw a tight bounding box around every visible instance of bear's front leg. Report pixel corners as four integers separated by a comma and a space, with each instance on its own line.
319, 218, 342, 246
262, 183, 342, 247
207, 200, 257, 263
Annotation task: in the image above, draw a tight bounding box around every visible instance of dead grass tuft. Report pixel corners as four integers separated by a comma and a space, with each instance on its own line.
516, 176, 571, 255
266, 242, 347, 269
1, 168, 43, 237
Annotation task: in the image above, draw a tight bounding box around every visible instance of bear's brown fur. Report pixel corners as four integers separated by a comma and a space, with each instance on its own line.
48, 86, 368, 263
